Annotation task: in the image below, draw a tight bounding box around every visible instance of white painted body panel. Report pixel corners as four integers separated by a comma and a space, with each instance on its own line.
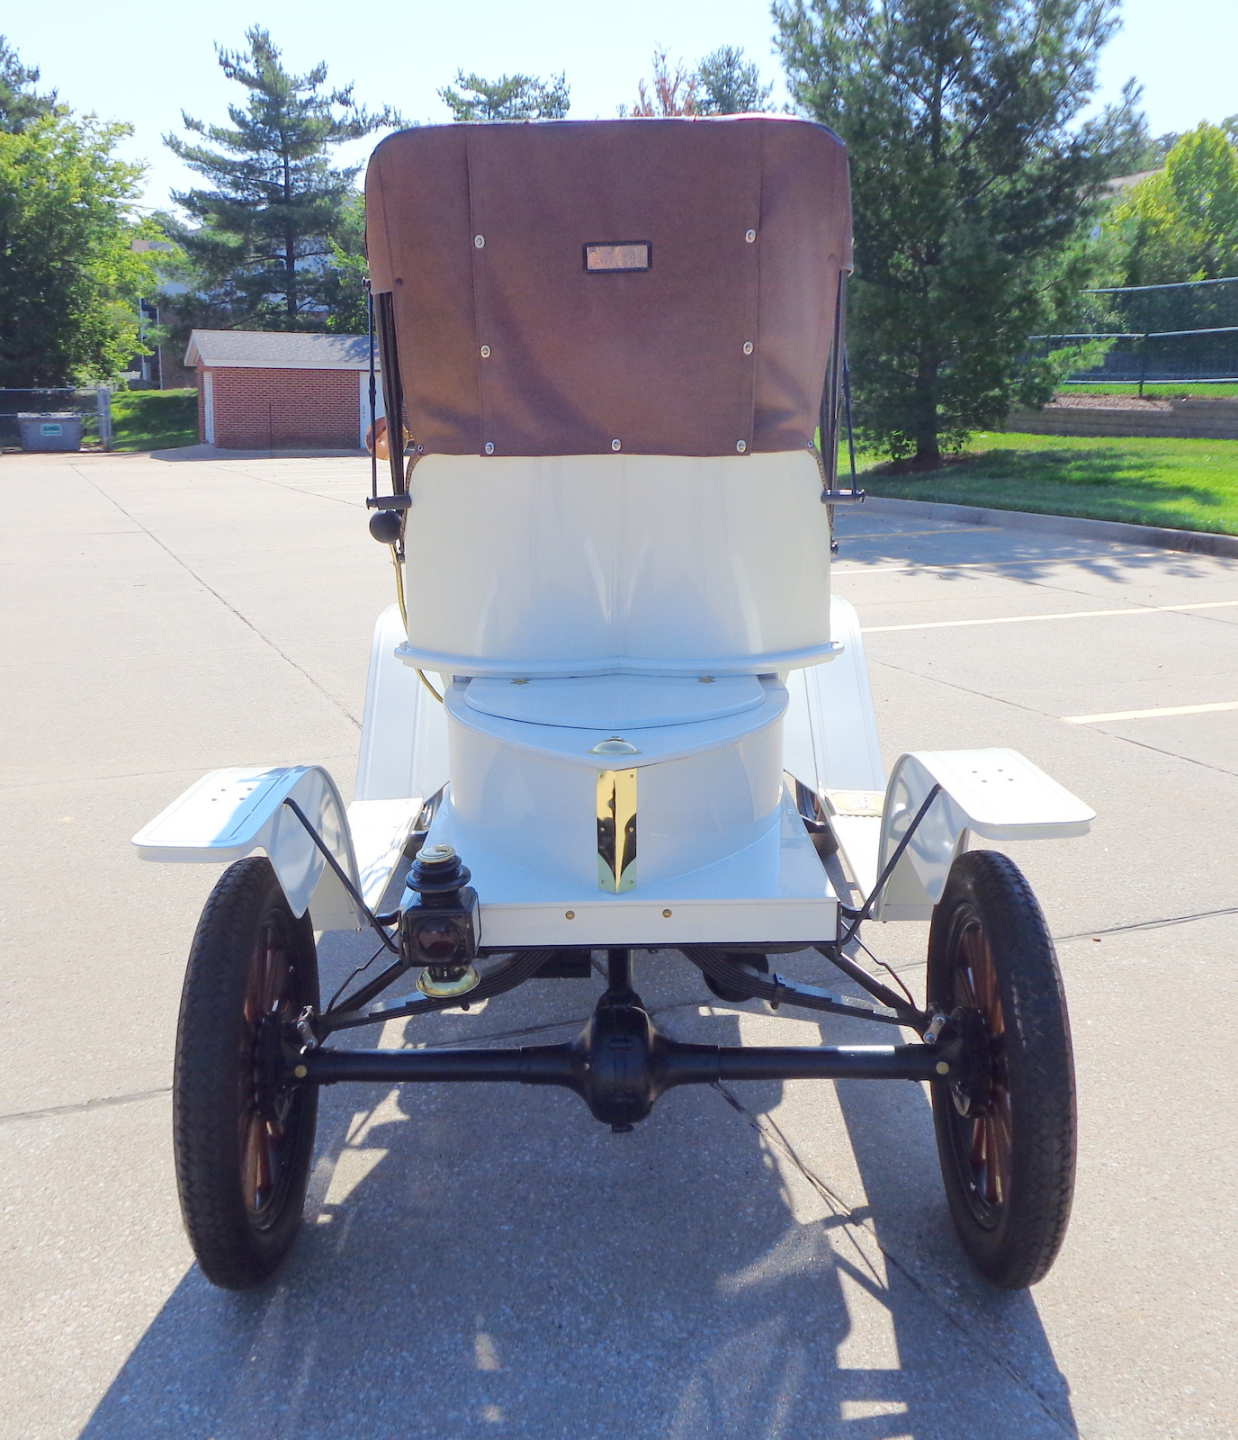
398, 452, 836, 675
463, 672, 765, 729
445, 675, 788, 891
135, 453, 1093, 945
428, 786, 839, 948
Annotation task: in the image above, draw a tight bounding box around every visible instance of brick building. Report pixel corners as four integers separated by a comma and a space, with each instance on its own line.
184, 330, 384, 450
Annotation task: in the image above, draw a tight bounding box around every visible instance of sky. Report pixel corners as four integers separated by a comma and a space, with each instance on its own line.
5, 0, 1237, 214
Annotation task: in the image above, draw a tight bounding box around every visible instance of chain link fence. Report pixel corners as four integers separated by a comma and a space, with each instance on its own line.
1030, 276, 1238, 390
0, 388, 113, 449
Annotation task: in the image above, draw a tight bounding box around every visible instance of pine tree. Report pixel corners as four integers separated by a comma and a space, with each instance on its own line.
165, 27, 400, 328
0, 35, 58, 132
695, 47, 773, 115
438, 72, 570, 121
775, 0, 1146, 464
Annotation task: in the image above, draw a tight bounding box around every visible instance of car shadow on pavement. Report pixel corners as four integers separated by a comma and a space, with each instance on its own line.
81, 946, 1076, 1440
833, 522, 1223, 588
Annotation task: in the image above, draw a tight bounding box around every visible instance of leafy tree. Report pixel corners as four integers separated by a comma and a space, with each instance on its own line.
438, 71, 570, 121
0, 113, 160, 385
1143, 115, 1238, 167
1108, 124, 1238, 284
695, 46, 773, 115
775, 0, 1145, 464
629, 50, 698, 117
323, 192, 369, 334
165, 26, 400, 328
0, 35, 57, 133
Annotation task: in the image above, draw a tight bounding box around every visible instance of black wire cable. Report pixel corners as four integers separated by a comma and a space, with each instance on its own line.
327, 941, 388, 1013
853, 933, 917, 1009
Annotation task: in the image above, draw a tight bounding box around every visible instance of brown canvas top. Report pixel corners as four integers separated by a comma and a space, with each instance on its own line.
365, 117, 851, 458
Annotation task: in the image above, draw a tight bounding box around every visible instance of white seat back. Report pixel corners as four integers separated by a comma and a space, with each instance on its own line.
400, 452, 832, 676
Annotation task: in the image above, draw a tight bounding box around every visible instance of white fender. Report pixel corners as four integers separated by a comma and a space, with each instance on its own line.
782, 593, 884, 795
872, 749, 1094, 921
355, 603, 448, 802
132, 765, 363, 931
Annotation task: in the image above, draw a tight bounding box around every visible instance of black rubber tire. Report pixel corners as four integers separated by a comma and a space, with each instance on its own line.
703, 951, 771, 1003
172, 857, 320, 1289
926, 850, 1076, 1289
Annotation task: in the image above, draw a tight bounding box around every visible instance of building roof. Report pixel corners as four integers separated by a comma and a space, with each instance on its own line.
1100, 168, 1161, 196
184, 329, 378, 371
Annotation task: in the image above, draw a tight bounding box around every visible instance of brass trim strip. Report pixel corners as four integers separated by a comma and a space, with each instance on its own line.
596, 767, 638, 892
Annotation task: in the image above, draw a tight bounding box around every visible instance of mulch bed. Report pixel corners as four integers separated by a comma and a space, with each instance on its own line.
1046, 393, 1173, 412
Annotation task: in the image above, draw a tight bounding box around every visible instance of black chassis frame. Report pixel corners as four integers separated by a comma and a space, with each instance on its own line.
275, 789, 965, 1131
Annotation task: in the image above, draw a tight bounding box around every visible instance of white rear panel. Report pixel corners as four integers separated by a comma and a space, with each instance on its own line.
400, 452, 832, 674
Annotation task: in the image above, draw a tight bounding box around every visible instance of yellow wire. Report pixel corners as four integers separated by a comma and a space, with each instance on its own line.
389, 545, 443, 704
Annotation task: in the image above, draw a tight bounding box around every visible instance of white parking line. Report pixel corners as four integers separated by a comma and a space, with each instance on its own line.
864, 599, 1238, 633
1064, 700, 1238, 724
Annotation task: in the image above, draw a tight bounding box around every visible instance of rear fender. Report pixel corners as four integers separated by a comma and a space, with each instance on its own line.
872, 749, 1094, 921
132, 765, 363, 931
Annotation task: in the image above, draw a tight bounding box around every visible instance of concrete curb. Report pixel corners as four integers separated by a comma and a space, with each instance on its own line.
858, 495, 1238, 559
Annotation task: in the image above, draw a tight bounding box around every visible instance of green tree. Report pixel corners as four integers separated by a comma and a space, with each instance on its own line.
0, 113, 160, 385
1144, 115, 1238, 166
775, 0, 1145, 464
438, 71, 570, 121
165, 26, 400, 328
695, 46, 773, 115
323, 192, 368, 334
0, 35, 57, 133
1108, 124, 1238, 284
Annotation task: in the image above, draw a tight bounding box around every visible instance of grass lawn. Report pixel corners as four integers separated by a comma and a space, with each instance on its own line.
1062, 381, 1238, 399
862, 431, 1238, 535
110, 388, 197, 452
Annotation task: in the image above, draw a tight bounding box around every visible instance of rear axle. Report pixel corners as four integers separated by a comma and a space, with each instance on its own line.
292, 994, 954, 1128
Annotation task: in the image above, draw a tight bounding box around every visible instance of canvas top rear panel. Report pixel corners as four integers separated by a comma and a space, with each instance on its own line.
365, 117, 851, 458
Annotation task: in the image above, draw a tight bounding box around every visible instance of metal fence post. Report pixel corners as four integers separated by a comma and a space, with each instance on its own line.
96, 387, 113, 450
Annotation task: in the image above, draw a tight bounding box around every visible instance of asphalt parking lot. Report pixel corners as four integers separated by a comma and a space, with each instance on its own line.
2, 447, 1235, 1440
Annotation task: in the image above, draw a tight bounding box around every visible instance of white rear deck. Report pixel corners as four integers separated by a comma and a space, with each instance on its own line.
424, 785, 840, 949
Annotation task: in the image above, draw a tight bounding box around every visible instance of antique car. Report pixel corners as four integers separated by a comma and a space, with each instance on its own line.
135, 116, 1091, 1291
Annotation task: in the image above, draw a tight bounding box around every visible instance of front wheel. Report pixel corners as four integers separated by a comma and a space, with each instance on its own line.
927, 850, 1076, 1289
172, 857, 320, 1289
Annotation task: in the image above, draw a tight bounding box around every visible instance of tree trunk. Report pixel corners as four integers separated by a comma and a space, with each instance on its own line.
913, 353, 941, 467
282, 146, 296, 320
916, 53, 945, 468
286, 232, 296, 320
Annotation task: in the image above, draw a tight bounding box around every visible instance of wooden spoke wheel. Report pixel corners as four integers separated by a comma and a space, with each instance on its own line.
926, 850, 1076, 1289
173, 857, 319, 1289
